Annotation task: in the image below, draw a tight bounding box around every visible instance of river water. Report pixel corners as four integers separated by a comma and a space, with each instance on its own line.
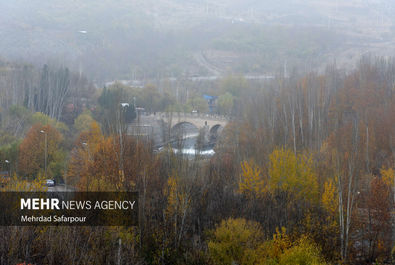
161, 133, 215, 157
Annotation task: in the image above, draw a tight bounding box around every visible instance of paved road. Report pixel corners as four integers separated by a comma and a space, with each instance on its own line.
193, 51, 222, 76
47, 184, 74, 192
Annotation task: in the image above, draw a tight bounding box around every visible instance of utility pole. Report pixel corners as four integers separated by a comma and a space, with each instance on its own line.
40, 130, 47, 178
5, 160, 10, 177
284, 60, 288, 78
391, 135, 395, 248
119, 103, 131, 180
393, 157, 395, 248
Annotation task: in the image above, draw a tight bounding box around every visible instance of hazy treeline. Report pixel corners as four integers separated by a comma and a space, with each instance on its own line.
0, 60, 95, 178
0, 60, 95, 129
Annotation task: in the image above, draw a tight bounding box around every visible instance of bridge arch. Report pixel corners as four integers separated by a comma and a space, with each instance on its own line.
209, 124, 224, 143
171, 121, 199, 137
209, 124, 223, 135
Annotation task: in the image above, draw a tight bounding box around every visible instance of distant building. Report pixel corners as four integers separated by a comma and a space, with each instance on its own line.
203, 94, 218, 113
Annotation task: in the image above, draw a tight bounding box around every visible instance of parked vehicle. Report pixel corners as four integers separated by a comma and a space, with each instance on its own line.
45, 179, 55, 187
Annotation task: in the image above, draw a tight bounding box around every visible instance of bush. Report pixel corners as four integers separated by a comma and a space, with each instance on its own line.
208, 218, 264, 265
278, 236, 327, 265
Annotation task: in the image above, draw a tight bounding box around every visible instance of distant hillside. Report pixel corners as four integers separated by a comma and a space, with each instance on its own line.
0, 0, 395, 83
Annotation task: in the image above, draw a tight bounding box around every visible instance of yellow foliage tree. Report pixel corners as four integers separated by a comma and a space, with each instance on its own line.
208, 220, 328, 265
165, 175, 191, 218
164, 174, 192, 248
381, 167, 394, 187
239, 160, 266, 199
268, 148, 319, 203
208, 218, 264, 265
265, 227, 292, 260
4, 172, 47, 192
322, 178, 338, 216
67, 121, 132, 191
257, 228, 327, 265
67, 121, 103, 189
278, 236, 327, 265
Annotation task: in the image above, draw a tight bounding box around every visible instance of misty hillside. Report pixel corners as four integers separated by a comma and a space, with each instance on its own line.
1, 0, 395, 83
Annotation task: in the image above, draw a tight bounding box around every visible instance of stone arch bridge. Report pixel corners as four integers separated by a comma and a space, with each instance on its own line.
127, 112, 229, 148
158, 112, 228, 135
153, 112, 227, 138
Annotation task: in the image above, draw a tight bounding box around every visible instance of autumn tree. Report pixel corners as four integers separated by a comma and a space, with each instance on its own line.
208, 218, 264, 265
238, 160, 266, 199
164, 174, 192, 249
73, 110, 95, 133
208, 220, 328, 265
361, 176, 393, 262
18, 124, 63, 178
268, 148, 319, 204
277, 236, 327, 265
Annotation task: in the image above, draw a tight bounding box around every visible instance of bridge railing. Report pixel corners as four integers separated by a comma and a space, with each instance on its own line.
152, 112, 229, 121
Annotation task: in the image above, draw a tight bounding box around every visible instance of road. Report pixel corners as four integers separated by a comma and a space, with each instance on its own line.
193, 51, 223, 76
47, 184, 74, 192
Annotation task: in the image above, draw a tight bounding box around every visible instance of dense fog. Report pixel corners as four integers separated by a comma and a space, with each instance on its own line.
1, 0, 394, 83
